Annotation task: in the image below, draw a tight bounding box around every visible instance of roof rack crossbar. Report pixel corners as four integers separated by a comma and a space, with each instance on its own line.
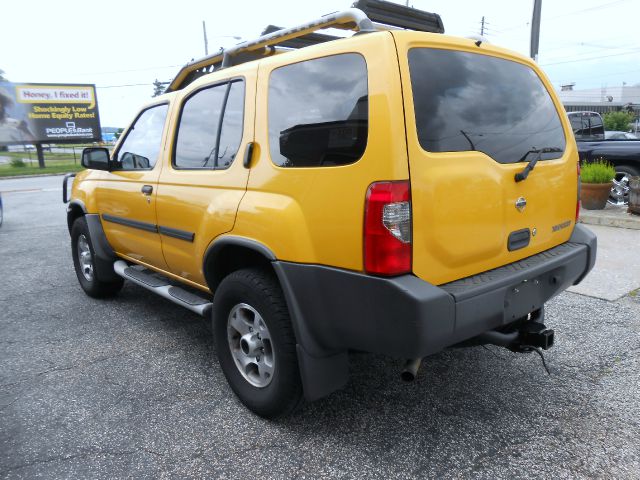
166, 8, 374, 92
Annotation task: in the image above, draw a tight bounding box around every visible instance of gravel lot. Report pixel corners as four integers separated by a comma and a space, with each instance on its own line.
1, 176, 639, 479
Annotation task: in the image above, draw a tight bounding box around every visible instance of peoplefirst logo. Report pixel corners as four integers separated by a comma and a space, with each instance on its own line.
45, 122, 93, 137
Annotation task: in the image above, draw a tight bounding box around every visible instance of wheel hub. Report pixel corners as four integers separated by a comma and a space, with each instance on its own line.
227, 303, 274, 388
77, 234, 94, 282
608, 173, 631, 206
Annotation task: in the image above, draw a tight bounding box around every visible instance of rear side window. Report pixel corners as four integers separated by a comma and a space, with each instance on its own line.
268, 54, 368, 168
408, 49, 566, 164
174, 80, 245, 169
113, 104, 168, 170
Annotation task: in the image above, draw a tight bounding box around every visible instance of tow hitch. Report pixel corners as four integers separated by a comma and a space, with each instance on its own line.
478, 308, 554, 353
478, 308, 554, 374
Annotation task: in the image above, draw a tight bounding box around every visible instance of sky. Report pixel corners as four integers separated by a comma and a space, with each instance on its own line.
2, 0, 638, 128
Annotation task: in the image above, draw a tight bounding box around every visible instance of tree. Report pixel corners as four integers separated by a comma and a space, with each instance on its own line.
603, 111, 634, 132
152, 79, 167, 97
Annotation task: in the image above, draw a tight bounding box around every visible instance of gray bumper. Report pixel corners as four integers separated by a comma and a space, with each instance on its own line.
274, 224, 596, 400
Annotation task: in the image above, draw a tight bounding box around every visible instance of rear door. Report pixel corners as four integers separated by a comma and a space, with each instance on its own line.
155, 66, 254, 287
395, 34, 578, 285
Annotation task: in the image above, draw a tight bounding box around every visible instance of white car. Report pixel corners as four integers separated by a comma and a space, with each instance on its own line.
605, 131, 638, 140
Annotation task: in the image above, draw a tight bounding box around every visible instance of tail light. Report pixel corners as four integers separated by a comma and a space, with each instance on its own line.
364, 181, 412, 276
576, 161, 581, 221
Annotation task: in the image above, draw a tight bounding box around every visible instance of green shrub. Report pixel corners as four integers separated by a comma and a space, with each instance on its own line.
9, 158, 26, 168
581, 159, 615, 184
603, 111, 635, 132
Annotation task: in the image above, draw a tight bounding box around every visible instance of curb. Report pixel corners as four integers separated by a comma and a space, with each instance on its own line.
0, 172, 77, 181
579, 208, 640, 230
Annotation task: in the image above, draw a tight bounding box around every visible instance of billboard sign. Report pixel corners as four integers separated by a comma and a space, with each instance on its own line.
0, 82, 102, 145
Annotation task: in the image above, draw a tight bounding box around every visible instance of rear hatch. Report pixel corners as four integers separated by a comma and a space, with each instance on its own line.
395, 33, 578, 285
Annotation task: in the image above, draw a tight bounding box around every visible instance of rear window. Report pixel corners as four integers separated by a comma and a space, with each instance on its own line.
568, 112, 604, 141
408, 48, 566, 164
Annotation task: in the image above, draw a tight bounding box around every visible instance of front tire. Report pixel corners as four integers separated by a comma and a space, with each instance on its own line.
71, 217, 124, 298
212, 268, 303, 419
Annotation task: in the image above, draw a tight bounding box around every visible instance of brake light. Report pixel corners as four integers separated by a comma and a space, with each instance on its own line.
364, 181, 412, 276
576, 161, 581, 221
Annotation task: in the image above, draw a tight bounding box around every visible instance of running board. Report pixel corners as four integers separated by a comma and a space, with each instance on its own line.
113, 260, 212, 317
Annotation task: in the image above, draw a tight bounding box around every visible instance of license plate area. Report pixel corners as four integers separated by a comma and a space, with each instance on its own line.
504, 278, 543, 322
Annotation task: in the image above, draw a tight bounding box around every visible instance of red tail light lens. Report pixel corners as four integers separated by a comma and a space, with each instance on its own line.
364, 181, 412, 276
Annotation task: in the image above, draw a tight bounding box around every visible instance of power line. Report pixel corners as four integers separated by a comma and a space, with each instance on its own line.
96, 83, 155, 89
542, 45, 640, 63
551, 69, 640, 85
66, 64, 182, 77
545, 0, 631, 20
541, 49, 640, 66
495, 0, 632, 34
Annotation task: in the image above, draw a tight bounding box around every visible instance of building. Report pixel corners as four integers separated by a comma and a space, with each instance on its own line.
557, 84, 640, 116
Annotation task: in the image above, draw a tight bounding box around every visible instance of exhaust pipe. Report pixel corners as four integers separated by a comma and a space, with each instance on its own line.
401, 358, 422, 382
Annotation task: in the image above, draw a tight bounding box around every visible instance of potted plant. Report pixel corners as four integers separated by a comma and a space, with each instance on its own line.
580, 159, 616, 210
629, 176, 640, 215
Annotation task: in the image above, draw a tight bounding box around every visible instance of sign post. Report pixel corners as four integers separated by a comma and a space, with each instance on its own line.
35, 143, 45, 168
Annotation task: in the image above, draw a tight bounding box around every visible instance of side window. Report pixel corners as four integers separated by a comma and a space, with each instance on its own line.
114, 104, 168, 170
268, 54, 368, 168
569, 114, 582, 134
174, 80, 245, 169
588, 114, 604, 137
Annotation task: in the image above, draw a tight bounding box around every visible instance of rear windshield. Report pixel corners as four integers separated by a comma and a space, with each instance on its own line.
568, 112, 604, 141
408, 48, 566, 164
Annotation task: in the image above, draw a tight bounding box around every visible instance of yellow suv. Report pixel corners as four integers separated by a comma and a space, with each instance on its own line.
64, 1, 596, 418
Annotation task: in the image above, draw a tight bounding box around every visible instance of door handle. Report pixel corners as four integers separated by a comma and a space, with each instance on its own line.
243, 142, 255, 169
141, 185, 153, 195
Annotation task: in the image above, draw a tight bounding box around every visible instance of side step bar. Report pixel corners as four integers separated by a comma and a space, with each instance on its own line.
113, 260, 212, 317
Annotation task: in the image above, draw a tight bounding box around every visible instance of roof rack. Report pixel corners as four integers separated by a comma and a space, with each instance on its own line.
353, 0, 444, 34
260, 25, 341, 50
166, 1, 444, 92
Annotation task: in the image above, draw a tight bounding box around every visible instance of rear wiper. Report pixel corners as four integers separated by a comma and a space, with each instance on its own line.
459, 130, 477, 150
514, 147, 563, 183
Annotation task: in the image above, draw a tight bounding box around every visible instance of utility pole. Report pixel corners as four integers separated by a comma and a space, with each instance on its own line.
203, 20, 209, 56
480, 16, 486, 36
530, 0, 542, 61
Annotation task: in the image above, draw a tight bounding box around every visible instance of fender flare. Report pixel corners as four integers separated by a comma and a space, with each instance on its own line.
204, 235, 349, 401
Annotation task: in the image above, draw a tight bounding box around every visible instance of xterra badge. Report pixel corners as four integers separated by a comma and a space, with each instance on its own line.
552, 220, 572, 232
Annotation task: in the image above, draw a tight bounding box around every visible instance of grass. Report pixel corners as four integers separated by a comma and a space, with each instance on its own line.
0, 150, 84, 177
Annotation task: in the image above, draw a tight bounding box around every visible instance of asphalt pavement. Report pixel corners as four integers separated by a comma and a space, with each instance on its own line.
1, 176, 639, 479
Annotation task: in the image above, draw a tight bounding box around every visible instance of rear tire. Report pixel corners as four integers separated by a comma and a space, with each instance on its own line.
212, 268, 303, 419
71, 217, 123, 298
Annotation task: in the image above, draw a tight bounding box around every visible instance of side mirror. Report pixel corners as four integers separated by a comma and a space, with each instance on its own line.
81, 147, 111, 170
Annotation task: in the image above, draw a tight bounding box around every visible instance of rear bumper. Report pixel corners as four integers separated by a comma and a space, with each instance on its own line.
276, 224, 596, 387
